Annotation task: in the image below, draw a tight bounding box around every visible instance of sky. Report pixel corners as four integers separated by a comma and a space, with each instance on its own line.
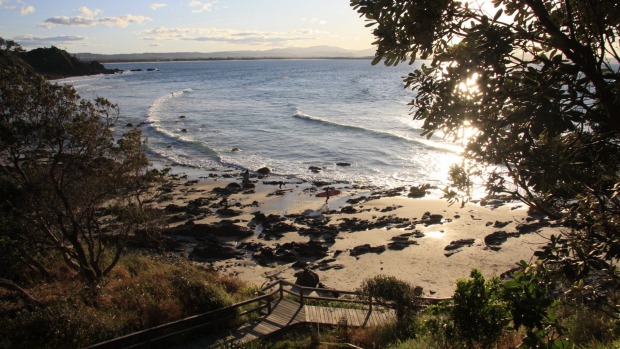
0, 0, 375, 54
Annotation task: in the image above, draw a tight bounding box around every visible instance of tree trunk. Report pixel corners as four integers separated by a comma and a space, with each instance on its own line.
0, 278, 41, 306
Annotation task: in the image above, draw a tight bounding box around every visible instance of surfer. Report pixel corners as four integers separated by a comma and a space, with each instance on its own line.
324, 187, 331, 204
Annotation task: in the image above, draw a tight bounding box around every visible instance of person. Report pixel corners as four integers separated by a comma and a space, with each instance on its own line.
243, 169, 250, 181
324, 187, 330, 204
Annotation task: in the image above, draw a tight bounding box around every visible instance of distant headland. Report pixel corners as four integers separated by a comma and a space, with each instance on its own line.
0, 43, 118, 79
75, 45, 375, 63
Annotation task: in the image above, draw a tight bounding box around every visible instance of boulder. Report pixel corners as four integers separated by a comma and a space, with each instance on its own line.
294, 269, 320, 288
257, 167, 271, 175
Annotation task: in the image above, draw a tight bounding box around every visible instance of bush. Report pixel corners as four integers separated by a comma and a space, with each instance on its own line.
450, 270, 509, 347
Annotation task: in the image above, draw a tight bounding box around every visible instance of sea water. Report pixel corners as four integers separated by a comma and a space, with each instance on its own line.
61, 59, 464, 189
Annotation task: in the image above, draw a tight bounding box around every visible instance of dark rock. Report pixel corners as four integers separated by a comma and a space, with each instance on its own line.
126, 122, 134, 127
294, 269, 320, 288
484, 231, 510, 247
191, 241, 243, 260
308, 166, 322, 172
340, 206, 357, 214
336, 162, 351, 167
388, 239, 418, 250
231, 147, 241, 152
444, 239, 476, 251
493, 221, 511, 228
420, 212, 443, 226
179, 115, 186, 119
216, 207, 241, 217
350, 244, 386, 256
164, 221, 252, 239
165, 204, 186, 213
317, 283, 340, 297
291, 261, 309, 269
408, 184, 431, 198
125, 231, 179, 251
181, 128, 188, 133
225, 182, 242, 192
257, 167, 271, 175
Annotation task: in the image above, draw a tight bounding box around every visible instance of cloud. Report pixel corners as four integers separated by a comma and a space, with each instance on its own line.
141, 27, 327, 46
150, 3, 167, 10
14, 34, 86, 47
42, 10, 152, 28
188, 0, 213, 13
1, 0, 35, 15
78, 6, 102, 18
20, 5, 34, 14
302, 17, 327, 25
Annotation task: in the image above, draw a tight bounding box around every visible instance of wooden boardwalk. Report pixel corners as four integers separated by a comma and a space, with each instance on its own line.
86, 280, 430, 349
175, 297, 395, 348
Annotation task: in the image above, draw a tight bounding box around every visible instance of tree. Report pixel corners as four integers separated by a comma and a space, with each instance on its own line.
351, 0, 620, 306
0, 37, 23, 52
0, 66, 162, 284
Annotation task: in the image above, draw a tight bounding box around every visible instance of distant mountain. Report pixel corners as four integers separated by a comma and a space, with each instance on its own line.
76, 46, 376, 63
0, 45, 118, 79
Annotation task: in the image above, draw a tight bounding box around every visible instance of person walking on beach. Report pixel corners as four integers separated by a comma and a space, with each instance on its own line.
324, 187, 330, 204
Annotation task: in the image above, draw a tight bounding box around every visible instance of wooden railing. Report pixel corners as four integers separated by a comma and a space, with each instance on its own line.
84, 289, 279, 349
259, 279, 450, 311
84, 279, 450, 349
260, 279, 373, 309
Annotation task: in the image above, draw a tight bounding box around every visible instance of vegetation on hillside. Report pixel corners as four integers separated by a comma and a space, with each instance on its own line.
0, 66, 165, 286
0, 38, 117, 78
0, 253, 254, 348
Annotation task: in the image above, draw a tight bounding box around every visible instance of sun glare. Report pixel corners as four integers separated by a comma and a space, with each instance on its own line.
457, 72, 480, 99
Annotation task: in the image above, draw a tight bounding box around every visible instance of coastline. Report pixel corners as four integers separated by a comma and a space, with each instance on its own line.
151, 166, 560, 298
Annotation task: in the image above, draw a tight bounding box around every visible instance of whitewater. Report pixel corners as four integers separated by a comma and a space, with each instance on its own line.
61, 59, 463, 188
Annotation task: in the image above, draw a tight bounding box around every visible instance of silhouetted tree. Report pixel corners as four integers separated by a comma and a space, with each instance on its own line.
352, 0, 619, 307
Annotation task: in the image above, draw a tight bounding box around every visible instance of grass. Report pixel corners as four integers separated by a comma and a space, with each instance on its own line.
0, 252, 256, 349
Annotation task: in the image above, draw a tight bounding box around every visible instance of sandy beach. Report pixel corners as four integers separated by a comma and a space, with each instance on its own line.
154, 169, 560, 298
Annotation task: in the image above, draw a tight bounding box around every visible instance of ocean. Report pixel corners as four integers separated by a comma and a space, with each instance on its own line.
61, 59, 463, 189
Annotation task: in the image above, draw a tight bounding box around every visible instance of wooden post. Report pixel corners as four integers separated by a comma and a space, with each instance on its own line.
279, 281, 284, 299
300, 287, 304, 305
267, 298, 272, 314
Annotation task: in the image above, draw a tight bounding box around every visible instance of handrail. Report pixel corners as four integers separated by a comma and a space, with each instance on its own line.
84, 293, 273, 349
264, 279, 451, 307
85, 279, 452, 349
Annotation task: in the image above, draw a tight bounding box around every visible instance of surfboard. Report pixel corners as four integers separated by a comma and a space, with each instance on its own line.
315, 189, 341, 198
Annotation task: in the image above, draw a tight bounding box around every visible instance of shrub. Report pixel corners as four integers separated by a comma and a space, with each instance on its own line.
450, 269, 509, 348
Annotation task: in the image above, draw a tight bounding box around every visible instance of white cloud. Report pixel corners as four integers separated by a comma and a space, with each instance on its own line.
302, 17, 327, 25
141, 26, 326, 46
78, 6, 102, 18
150, 3, 167, 10
20, 4, 34, 14
1, 0, 35, 15
43, 11, 152, 28
188, 0, 213, 13
14, 34, 86, 47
